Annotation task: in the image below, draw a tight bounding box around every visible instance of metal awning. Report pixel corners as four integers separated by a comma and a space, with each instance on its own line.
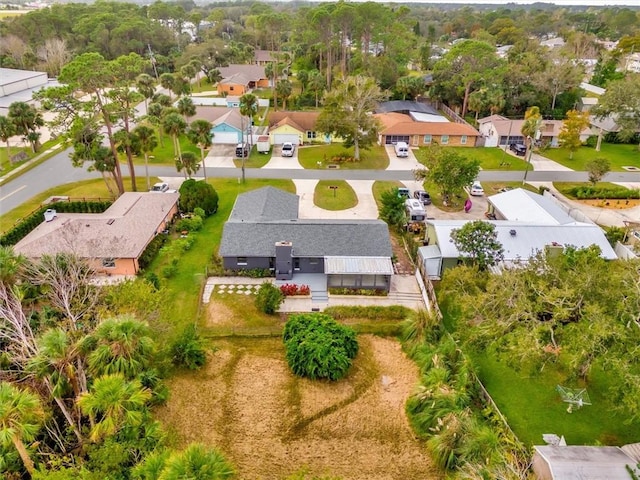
324, 256, 394, 275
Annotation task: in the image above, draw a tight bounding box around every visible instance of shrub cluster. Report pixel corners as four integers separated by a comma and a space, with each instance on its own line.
565, 186, 640, 200
325, 305, 410, 321
138, 234, 168, 270
328, 287, 388, 296
0, 200, 112, 246
279, 284, 310, 296
330, 153, 356, 163
255, 282, 283, 314
171, 325, 207, 370
175, 215, 203, 233
283, 313, 358, 381
179, 179, 218, 215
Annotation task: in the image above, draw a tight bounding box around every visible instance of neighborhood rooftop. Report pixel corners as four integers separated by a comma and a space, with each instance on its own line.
489, 188, 581, 225
13, 192, 179, 259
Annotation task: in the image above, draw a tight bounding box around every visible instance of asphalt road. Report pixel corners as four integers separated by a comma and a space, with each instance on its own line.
2, 147, 640, 216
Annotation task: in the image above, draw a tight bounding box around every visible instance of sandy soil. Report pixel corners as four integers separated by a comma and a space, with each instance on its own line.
580, 198, 640, 209
155, 336, 440, 480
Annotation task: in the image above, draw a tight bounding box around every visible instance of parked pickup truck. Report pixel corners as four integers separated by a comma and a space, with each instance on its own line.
282, 142, 295, 157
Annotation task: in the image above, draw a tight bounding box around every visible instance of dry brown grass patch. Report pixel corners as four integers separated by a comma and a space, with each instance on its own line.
157, 336, 441, 480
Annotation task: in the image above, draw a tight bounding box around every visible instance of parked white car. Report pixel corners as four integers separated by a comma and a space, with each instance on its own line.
150, 182, 169, 192
282, 142, 295, 157
469, 182, 484, 196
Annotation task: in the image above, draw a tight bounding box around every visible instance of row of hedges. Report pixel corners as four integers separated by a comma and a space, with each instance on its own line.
564, 186, 640, 200
324, 305, 411, 321
0, 201, 112, 246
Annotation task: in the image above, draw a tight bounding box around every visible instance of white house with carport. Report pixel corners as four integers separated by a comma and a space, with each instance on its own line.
418, 188, 617, 279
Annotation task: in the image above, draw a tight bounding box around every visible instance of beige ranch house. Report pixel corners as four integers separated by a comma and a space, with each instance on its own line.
13, 192, 179, 276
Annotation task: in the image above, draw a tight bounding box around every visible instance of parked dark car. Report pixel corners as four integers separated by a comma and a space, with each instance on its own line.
510, 143, 526, 156
413, 190, 432, 205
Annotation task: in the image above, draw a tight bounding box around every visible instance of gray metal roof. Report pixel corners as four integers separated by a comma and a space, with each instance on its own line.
228, 186, 299, 222
325, 256, 394, 275
219, 220, 392, 258
375, 100, 439, 115
534, 445, 639, 480
488, 188, 580, 225
428, 220, 617, 261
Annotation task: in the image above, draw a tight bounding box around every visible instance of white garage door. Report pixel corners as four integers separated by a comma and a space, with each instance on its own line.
272, 133, 300, 145
212, 132, 239, 144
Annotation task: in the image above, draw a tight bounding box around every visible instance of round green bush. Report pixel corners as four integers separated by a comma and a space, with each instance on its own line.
283, 313, 358, 381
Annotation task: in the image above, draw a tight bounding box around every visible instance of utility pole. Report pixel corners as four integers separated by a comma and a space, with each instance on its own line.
148, 44, 159, 80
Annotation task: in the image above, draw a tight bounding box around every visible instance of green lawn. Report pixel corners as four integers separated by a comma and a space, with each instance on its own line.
553, 181, 630, 197
132, 134, 200, 166
146, 178, 296, 333
472, 353, 639, 446
298, 144, 389, 170
314, 180, 358, 210
541, 143, 640, 172
418, 146, 532, 171
372, 181, 405, 210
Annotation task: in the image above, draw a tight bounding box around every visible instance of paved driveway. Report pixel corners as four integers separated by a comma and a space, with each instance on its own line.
204, 144, 236, 168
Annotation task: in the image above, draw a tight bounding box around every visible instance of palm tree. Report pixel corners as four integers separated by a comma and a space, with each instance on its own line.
0, 382, 44, 476
136, 73, 156, 113
276, 79, 292, 110
308, 70, 326, 108
177, 96, 196, 121
188, 59, 203, 87
187, 119, 213, 181
78, 374, 151, 442
8, 101, 44, 152
176, 151, 199, 179
159, 73, 175, 101
133, 125, 158, 190
160, 444, 235, 480
162, 113, 187, 160
87, 316, 156, 379
0, 115, 16, 160
207, 68, 222, 86
239, 93, 258, 148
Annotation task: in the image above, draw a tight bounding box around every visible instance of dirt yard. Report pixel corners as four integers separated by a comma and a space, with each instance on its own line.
581, 198, 640, 209
155, 335, 440, 480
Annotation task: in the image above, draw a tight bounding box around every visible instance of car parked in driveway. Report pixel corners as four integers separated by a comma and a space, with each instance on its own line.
282, 142, 295, 157
469, 182, 484, 196
510, 143, 527, 156
413, 190, 432, 205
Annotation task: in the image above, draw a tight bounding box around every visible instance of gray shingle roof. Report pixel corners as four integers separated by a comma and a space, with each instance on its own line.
228, 186, 299, 222
219, 220, 392, 258
375, 101, 439, 115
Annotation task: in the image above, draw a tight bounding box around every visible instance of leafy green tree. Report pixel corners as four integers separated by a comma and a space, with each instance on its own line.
521, 106, 542, 159
0, 115, 16, 160
431, 40, 502, 116
178, 179, 218, 215
186, 120, 213, 182
592, 75, 640, 145
450, 220, 504, 270
78, 373, 151, 442
379, 188, 407, 232
132, 124, 158, 191
133, 443, 234, 480
283, 313, 358, 381
0, 382, 44, 476
8, 101, 44, 153
586, 157, 611, 186
559, 110, 590, 159
136, 73, 156, 112
317, 76, 385, 161
206, 68, 222, 85
415, 147, 480, 204
255, 282, 283, 315
176, 151, 199, 179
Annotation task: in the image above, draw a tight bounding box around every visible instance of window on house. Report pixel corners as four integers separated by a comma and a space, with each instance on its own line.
461, 135, 467, 145
441, 135, 449, 145
309, 258, 319, 265
237, 257, 247, 265
102, 257, 115, 268
294, 258, 300, 270
230, 86, 234, 91
423, 134, 432, 144
307, 131, 317, 139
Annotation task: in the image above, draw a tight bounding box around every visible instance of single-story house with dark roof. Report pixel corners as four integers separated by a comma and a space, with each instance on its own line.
219, 187, 393, 291
216, 65, 269, 95
12, 192, 179, 276
267, 111, 333, 145
375, 112, 480, 147
254, 50, 275, 65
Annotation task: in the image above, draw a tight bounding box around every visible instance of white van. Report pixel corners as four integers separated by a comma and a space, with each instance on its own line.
394, 142, 409, 158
